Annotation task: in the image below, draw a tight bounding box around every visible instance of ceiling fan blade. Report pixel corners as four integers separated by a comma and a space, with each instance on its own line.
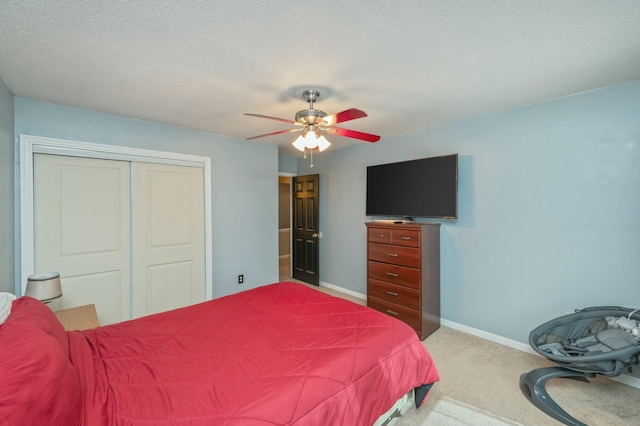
246, 128, 302, 140
321, 108, 368, 126
325, 126, 380, 143
244, 113, 298, 125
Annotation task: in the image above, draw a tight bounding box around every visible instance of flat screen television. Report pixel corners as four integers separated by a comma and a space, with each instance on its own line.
366, 154, 458, 219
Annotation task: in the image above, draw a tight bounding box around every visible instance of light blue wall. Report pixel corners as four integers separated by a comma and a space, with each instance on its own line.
0, 78, 14, 293
278, 154, 297, 175
13, 98, 279, 298
303, 80, 640, 344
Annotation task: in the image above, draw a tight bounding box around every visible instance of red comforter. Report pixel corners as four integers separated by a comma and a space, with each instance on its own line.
2, 282, 438, 425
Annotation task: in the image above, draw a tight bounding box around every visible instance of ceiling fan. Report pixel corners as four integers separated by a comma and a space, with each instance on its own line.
245, 89, 380, 154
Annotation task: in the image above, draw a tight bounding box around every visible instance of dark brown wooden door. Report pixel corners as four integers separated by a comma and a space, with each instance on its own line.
292, 174, 319, 285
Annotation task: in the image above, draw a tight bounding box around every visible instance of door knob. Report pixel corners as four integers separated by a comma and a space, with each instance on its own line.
312, 233, 318, 238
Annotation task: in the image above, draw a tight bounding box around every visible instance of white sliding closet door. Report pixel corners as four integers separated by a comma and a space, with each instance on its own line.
34, 154, 132, 325
34, 154, 206, 325
132, 163, 205, 318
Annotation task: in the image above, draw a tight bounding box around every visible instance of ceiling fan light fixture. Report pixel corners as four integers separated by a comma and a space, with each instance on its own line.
292, 135, 307, 152
316, 134, 331, 152
292, 127, 331, 152
303, 132, 319, 149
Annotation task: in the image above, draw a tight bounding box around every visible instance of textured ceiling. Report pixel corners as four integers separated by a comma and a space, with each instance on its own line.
1, 1, 640, 156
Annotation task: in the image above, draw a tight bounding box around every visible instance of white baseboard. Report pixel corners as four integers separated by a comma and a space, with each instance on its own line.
441, 318, 640, 390
440, 319, 538, 355
319, 280, 366, 301
318, 281, 640, 390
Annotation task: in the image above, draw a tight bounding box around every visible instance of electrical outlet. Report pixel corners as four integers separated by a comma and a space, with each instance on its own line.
238, 274, 244, 284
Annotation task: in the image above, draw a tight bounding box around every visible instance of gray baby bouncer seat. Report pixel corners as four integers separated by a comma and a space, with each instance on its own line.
520, 306, 640, 426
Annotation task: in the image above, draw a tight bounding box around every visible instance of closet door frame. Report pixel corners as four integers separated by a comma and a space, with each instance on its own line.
18, 134, 213, 299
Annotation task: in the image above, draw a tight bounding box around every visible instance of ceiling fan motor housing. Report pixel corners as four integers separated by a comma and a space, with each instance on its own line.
295, 109, 327, 125
295, 89, 327, 125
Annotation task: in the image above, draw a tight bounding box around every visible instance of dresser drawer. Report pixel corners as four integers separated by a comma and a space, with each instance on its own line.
367, 228, 391, 244
368, 297, 421, 332
368, 243, 420, 268
368, 279, 420, 310
368, 261, 420, 289
391, 229, 420, 247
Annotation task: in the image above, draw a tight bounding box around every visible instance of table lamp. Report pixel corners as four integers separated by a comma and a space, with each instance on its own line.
25, 272, 63, 303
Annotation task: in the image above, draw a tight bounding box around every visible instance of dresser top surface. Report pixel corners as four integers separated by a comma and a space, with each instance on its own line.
365, 221, 441, 229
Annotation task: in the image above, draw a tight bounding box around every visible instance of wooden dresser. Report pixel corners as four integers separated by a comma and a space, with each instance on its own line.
366, 222, 440, 340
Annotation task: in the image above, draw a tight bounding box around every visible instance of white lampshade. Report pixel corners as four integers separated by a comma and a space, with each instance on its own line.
292, 135, 307, 152
303, 132, 319, 149
291, 132, 332, 152
316, 134, 331, 152
26, 272, 63, 303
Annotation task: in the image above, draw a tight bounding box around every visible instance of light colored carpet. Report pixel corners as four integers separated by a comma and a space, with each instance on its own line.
421, 397, 523, 425
295, 281, 640, 425
398, 327, 640, 425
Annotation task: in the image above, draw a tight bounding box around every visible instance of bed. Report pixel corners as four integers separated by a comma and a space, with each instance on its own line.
0, 281, 439, 425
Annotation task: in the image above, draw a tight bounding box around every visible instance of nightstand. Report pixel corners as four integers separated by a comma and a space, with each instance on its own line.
54, 304, 100, 331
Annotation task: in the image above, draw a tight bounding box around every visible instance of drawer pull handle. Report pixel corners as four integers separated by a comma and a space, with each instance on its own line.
386, 272, 399, 277
386, 253, 398, 257
386, 309, 399, 316
386, 291, 398, 297
376, 234, 385, 238
401, 236, 411, 240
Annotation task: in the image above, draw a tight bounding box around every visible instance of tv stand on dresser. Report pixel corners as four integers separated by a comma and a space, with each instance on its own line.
365, 222, 440, 340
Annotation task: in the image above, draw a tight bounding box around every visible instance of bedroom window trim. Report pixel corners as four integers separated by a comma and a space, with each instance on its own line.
18, 134, 213, 300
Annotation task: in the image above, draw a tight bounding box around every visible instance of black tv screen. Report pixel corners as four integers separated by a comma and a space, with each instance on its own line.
366, 154, 458, 219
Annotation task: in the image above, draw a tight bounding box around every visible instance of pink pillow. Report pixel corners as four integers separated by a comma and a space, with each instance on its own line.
0, 298, 81, 425
8, 297, 70, 357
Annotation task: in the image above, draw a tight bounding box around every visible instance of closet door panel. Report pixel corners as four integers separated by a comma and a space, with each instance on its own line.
132, 163, 205, 318
147, 261, 193, 314
34, 154, 132, 325
61, 271, 125, 324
